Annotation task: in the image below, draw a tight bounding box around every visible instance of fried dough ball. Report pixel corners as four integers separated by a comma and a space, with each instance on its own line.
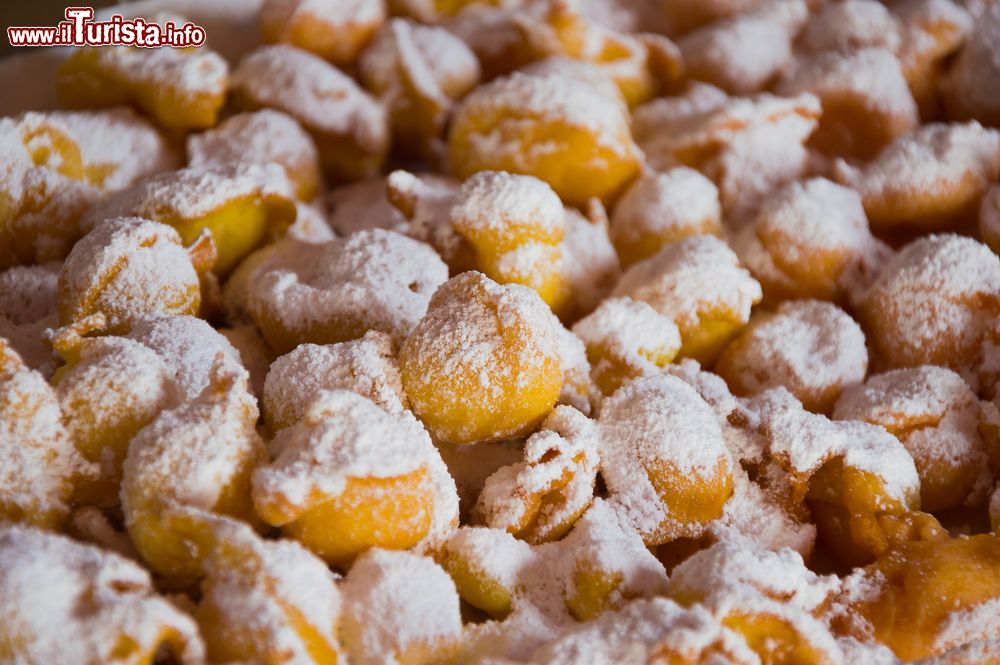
732, 178, 890, 305
837, 122, 1000, 233
659, 0, 764, 35
560, 203, 622, 318
666, 539, 842, 665
261, 0, 385, 65
0, 261, 60, 374
633, 87, 822, 217
399, 272, 563, 444
262, 330, 407, 431
477, 406, 599, 543
834, 366, 993, 512
50, 320, 179, 508
359, 19, 481, 157
384, 170, 472, 271
799, 0, 901, 54
231, 44, 389, 181
57, 218, 213, 335
752, 388, 937, 566
81, 163, 297, 276
0, 524, 205, 665
441, 526, 534, 619
340, 548, 463, 665
187, 110, 321, 202
327, 177, 409, 236
0, 340, 92, 528
162, 507, 344, 665
448, 72, 642, 207
252, 390, 457, 565
449, 171, 569, 310
0, 109, 178, 269
982, 184, 1000, 254
246, 229, 448, 354
57, 44, 228, 131
678, 0, 808, 95
778, 48, 919, 162
609, 167, 722, 268
942, 3, 1000, 126
126, 315, 246, 403
598, 374, 734, 545
893, 0, 973, 117
121, 363, 266, 580
611, 235, 762, 365
717, 300, 868, 414
857, 234, 1000, 391
571, 297, 682, 395
830, 533, 1000, 660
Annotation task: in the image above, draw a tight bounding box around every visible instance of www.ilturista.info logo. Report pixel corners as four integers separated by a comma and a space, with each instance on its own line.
7, 7, 207, 48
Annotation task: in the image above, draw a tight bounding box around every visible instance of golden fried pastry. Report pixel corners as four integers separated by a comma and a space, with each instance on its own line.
829, 533, 1000, 660
0, 261, 60, 374
572, 297, 681, 395
894, 0, 973, 117
610, 167, 722, 267
835, 366, 993, 512
0, 524, 204, 664
799, 0, 901, 54
57, 218, 213, 335
121, 362, 266, 580
441, 526, 535, 620
251, 390, 458, 565
340, 548, 463, 665
678, 0, 808, 95
982, 184, 1000, 254
246, 229, 448, 354
598, 374, 734, 545
476, 406, 598, 543
126, 314, 246, 403
384, 170, 471, 271
399, 271, 563, 444
732, 178, 890, 304
752, 387, 935, 566
942, 3, 1000, 126
633, 87, 822, 216
231, 44, 389, 181
449, 170, 568, 310
81, 163, 296, 276
187, 109, 322, 202
836, 122, 1000, 233
51, 320, 179, 508
857, 234, 1000, 391
717, 300, 868, 414
0, 340, 92, 528
262, 330, 407, 431
778, 48, 919, 162
261, 0, 386, 65
611, 235, 762, 365
163, 506, 344, 665
359, 19, 481, 157
57, 43, 228, 131
448, 72, 642, 207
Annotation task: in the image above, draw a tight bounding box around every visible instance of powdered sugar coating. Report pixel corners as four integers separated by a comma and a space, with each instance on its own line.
127, 315, 244, 404
0, 261, 59, 326
612, 234, 762, 342
800, 0, 902, 53
838, 122, 1000, 231
187, 109, 321, 202
327, 178, 409, 236
943, 2, 1000, 126
0, 342, 93, 527
80, 162, 296, 235
262, 330, 406, 431
247, 228, 448, 352
598, 374, 733, 542
716, 299, 868, 413
58, 218, 203, 334
340, 548, 463, 665
858, 234, 1000, 389
561, 206, 621, 318
678, 0, 808, 94
0, 524, 205, 664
